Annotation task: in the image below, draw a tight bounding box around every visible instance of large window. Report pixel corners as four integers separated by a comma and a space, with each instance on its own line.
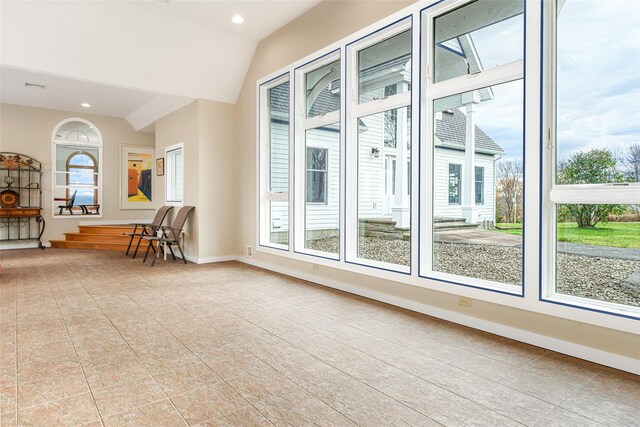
348, 21, 412, 271
422, 0, 524, 291
545, 0, 640, 314
52, 119, 102, 217
256, 0, 640, 328
295, 54, 341, 257
165, 144, 184, 204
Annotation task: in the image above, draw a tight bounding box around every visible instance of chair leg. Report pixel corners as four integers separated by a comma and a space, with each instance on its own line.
176, 242, 187, 264
167, 243, 176, 260
151, 241, 162, 267
143, 240, 154, 263
125, 226, 138, 256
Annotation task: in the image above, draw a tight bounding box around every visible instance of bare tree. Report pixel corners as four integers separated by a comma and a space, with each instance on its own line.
625, 143, 640, 182
496, 160, 523, 223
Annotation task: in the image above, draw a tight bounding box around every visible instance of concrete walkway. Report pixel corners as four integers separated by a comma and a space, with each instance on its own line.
434, 228, 640, 261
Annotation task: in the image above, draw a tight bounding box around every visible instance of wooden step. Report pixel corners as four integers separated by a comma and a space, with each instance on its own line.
50, 240, 146, 251
77, 225, 136, 235
64, 232, 149, 245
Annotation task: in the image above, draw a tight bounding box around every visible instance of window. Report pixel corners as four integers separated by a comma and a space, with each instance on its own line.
448, 164, 461, 205
423, 0, 524, 291
348, 21, 412, 271
259, 76, 290, 249
52, 119, 102, 217
296, 53, 341, 257
306, 147, 328, 204
475, 166, 484, 205
165, 144, 184, 204
544, 0, 640, 314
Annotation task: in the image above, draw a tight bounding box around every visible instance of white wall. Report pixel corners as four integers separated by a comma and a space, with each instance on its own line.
0, 103, 156, 245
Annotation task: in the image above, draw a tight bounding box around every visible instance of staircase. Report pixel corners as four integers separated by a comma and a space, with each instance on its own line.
359, 218, 409, 241
50, 225, 149, 252
433, 217, 480, 232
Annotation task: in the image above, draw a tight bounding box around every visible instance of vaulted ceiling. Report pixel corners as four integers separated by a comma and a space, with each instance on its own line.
0, 0, 321, 131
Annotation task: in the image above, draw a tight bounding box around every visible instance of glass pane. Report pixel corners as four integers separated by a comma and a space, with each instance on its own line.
269, 200, 289, 245
358, 29, 411, 104
305, 60, 340, 118
268, 82, 290, 193
304, 124, 340, 254
267, 81, 290, 246
357, 107, 411, 266
55, 145, 99, 173
555, 204, 640, 307
433, 0, 524, 83
432, 79, 523, 287
556, 0, 640, 184
54, 121, 100, 143
174, 151, 183, 202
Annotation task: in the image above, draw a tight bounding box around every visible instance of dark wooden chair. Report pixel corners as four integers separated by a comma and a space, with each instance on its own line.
54, 190, 77, 215
124, 205, 173, 258
142, 206, 195, 266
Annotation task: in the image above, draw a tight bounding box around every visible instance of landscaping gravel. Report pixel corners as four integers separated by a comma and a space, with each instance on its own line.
306, 236, 640, 307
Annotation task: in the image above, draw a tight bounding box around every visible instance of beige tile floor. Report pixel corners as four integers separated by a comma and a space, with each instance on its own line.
0, 248, 638, 426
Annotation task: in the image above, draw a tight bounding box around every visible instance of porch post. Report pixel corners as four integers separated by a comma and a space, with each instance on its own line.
461, 92, 479, 224
392, 86, 410, 228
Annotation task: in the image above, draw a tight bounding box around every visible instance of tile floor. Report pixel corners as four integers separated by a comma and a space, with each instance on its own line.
0, 248, 638, 426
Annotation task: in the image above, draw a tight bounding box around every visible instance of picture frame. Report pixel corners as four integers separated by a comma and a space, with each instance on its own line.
156, 157, 165, 176
119, 144, 155, 210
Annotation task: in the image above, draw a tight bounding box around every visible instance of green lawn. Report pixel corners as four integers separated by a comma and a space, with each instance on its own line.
495, 222, 640, 248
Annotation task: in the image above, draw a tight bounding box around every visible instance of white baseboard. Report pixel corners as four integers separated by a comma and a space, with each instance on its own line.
238, 256, 640, 375
0, 241, 50, 250
184, 254, 237, 264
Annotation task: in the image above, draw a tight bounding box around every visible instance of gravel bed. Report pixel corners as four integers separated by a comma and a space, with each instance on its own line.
306, 236, 640, 307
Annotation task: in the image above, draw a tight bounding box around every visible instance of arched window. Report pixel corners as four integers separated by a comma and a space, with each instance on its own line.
66, 151, 98, 204
52, 119, 103, 217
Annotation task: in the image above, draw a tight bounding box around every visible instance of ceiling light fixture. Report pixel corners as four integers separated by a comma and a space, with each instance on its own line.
232, 15, 244, 24
81, 103, 91, 108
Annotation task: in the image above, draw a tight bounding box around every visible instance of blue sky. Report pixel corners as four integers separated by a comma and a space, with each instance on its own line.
452, 1, 639, 167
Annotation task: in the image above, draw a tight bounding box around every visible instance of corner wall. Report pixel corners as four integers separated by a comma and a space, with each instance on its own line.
234, 0, 639, 367
0, 103, 156, 244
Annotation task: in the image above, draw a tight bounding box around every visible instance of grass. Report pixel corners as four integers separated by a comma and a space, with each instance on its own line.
496, 222, 640, 249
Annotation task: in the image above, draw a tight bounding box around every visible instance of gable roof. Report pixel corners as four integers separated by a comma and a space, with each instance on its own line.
435, 108, 503, 154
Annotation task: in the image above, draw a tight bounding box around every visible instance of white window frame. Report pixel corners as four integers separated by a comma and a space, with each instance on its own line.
294, 52, 342, 260
420, 0, 525, 294
258, 73, 292, 251
305, 146, 329, 205
51, 118, 103, 219
448, 162, 462, 205
345, 17, 413, 274
475, 166, 484, 205
164, 142, 184, 206
254, 0, 639, 335
541, 0, 640, 318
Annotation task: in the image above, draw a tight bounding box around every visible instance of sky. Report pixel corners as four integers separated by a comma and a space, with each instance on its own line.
451, 0, 639, 170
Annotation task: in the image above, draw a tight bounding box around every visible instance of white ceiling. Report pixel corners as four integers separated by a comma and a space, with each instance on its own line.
0, 0, 321, 130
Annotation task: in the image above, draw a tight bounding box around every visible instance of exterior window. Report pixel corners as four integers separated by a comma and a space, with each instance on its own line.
260, 77, 290, 248
306, 147, 328, 203
297, 54, 341, 256
349, 20, 412, 271
475, 166, 484, 205
545, 0, 640, 313
165, 145, 183, 204
52, 119, 102, 217
423, 0, 524, 292
448, 164, 461, 204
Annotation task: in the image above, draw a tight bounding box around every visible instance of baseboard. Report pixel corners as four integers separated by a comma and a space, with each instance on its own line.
238, 256, 639, 375
183, 254, 237, 264
0, 241, 50, 250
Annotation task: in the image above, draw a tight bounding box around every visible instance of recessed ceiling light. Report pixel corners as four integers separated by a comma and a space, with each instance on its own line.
232, 15, 244, 24
81, 103, 91, 108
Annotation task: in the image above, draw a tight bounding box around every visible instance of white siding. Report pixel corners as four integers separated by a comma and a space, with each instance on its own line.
305, 127, 340, 230
269, 121, 289, 231
358, 111, 386, 219
433, 146, 495, 221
